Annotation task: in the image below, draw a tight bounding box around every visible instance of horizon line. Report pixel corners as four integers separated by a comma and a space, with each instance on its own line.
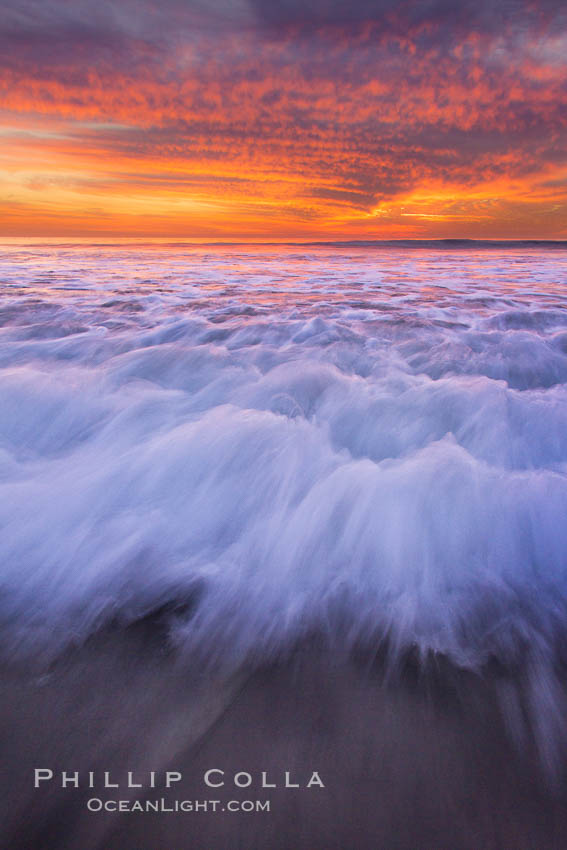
2, 237, 567, 249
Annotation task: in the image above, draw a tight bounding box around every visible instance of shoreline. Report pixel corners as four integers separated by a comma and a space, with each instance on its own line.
1, 627, 567, 849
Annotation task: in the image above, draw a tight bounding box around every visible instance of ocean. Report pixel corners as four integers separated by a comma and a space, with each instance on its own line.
1, 240, 567, 848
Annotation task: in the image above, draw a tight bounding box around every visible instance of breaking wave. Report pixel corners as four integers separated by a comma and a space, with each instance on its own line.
1, 242, 567, 676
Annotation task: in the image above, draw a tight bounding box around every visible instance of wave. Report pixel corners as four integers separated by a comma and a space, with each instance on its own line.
0, 244, 567, 682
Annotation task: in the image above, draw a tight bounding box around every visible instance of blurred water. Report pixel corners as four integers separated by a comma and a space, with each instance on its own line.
1, 241, 567, 675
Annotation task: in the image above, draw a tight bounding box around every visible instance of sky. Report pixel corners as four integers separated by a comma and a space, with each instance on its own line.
1, 0, 566, 240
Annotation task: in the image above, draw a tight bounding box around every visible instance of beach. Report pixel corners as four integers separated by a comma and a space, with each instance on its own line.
1, 241, 567, 847
2, 625, 567, 849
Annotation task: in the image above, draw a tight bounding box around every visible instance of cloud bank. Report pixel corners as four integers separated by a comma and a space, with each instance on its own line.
1, 0, 566, 237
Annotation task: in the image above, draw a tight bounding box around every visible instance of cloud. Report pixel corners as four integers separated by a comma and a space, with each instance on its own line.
0, 0, 566, 236
248, 0, 566, 40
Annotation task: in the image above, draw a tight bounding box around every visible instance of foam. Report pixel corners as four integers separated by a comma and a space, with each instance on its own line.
0, 243, 567, 679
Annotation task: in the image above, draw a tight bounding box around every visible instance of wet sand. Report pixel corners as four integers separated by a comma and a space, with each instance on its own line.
1, 628, 567, 850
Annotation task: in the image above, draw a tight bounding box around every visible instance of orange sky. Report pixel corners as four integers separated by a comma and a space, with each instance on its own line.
1, 1, 566, 239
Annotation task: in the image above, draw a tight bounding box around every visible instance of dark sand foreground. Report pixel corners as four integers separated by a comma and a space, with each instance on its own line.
1, 626, 567, 850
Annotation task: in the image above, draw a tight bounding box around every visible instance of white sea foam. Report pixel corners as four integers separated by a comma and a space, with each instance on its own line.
1, 242, 567, 673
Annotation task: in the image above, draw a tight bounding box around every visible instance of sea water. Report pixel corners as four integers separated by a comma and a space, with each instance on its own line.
1, 240, 567, 677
